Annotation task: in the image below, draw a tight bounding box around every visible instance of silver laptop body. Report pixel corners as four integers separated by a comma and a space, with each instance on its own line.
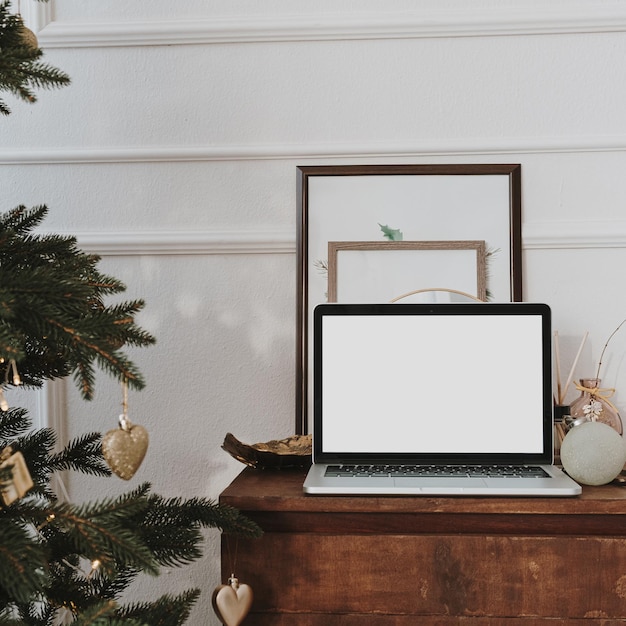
303, 302, 581, 497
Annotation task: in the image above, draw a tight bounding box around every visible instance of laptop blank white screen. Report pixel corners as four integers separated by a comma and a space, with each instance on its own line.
321, 313, 545, 455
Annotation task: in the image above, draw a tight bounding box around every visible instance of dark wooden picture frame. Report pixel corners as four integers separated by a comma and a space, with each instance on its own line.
296, 164, 522, 434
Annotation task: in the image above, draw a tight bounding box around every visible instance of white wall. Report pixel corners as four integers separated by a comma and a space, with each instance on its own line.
4, 1, 626, 623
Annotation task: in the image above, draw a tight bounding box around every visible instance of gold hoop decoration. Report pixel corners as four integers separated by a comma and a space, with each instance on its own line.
390, 288, 484, 303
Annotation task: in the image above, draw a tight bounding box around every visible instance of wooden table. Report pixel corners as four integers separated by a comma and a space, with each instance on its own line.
219, 467, 626, 624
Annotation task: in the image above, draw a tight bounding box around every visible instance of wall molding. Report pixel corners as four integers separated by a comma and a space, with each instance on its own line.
4, 134, 626, 165
29, 3, 626, 48
70, 229, 295, 256
35, 223, 626, 257
19, 0, 51, 34
523, 220, 626, 250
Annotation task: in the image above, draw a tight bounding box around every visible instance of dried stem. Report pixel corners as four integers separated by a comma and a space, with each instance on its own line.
595, 318, 626, 380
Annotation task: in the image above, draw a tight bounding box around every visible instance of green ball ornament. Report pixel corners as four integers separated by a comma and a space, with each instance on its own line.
561, 420, 626, 486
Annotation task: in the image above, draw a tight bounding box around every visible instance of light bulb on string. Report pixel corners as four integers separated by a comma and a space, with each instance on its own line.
36, 513, 56, 532
0, 360, 22, 412
10, 360, 21, 386
87, 559, 102, 579
61, 557, 104, 581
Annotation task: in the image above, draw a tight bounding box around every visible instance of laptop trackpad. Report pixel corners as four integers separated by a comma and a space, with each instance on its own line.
394, 477, 487, 489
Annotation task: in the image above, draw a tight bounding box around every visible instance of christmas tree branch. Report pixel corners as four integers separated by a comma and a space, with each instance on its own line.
0, 519, 48, 604
51, 500, 160, 577
0, 1, 70, 115
0, 206, 156, 399
45, 317, 148, 394
119, 590, 201, 626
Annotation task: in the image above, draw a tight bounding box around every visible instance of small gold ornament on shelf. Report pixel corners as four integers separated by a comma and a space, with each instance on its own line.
221, 432, 312, 469
102, 381, 149, 480
212, 575, 253, 626
0, 446, 34, 505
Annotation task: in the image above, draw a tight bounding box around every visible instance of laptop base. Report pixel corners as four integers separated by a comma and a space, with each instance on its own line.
304, 463, 582, 496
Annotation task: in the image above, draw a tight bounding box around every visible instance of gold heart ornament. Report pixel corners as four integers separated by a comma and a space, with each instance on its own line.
102, 418, 149, 480
212, 577, 253, 626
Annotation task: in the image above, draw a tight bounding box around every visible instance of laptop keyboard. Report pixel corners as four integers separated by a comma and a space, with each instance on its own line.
324, 464, 549, 478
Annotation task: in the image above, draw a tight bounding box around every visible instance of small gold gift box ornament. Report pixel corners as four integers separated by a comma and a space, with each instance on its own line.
0, 446, 34, 506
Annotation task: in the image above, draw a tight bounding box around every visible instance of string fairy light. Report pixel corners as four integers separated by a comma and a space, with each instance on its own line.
35, 508, 105, 581
9, 360, 20, 386
0, 390, 8, 412
36, 513, 56, 532
0, 359, 21, 412
87, 559, 102, 579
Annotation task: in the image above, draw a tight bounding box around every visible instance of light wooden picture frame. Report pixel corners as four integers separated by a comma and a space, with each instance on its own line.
327, 240, 487, 303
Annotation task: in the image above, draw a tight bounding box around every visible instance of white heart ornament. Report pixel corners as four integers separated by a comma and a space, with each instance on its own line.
102, 419, 149, 480
212, 577, 253, 626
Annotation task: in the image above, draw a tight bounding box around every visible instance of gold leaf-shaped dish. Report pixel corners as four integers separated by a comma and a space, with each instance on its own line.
221, 432, 312, 469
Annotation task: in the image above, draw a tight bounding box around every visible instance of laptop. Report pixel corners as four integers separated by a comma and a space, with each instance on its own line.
303, 302, 582, 496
